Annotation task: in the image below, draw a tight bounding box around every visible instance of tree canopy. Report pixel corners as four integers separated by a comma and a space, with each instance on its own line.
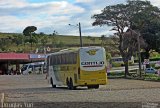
92, 0, 160, 53
23, 26, 37, 36
23, 26, 37, 51
92, 0, 160, 76
128, 0, 160, 53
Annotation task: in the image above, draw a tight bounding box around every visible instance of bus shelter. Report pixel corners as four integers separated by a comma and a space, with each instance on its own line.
0, 53, 29, 75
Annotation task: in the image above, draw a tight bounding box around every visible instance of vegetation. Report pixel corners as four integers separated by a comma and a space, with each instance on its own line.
108, 72, 125, 78
23, 26, 37, 51
144, 74, 160, 81
0, 32, 102, 53
92, 0, 160, 77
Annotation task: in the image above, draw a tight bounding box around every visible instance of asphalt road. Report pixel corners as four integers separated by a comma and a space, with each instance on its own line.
0, 74, 160, 108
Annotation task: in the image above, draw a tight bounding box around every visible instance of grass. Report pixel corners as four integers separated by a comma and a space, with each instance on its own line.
53, 35, 102, 45
144, 74, 160, 81
107, 70, 160, 81
0, 33, 103, 52
107, 72, 125, 78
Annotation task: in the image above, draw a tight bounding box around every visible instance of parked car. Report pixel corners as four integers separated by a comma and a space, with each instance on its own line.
21, 62, 44, 75
145, 67, 157, 74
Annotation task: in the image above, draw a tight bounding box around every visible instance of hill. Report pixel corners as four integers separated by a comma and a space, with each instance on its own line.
0, 33, 102, 53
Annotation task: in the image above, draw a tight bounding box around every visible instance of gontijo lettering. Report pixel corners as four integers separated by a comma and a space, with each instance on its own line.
81, 61, 104, 67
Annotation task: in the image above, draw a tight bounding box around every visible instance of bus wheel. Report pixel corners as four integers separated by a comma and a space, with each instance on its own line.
87, 85, 95, 89
87, 85, 93, 89
94, 85, 99, 89
50, 78, 56, 88
69, 78, 76, 90
88, 85, 99, 89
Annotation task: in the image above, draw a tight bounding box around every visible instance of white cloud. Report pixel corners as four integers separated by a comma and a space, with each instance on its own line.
0, 1, 85, 16
0, 0, 85, 34
0, 0, 160, 37
76, 0, 93, 3
0, 0, 28, 8
0, 15, 32, 32
148, 0, 160, 7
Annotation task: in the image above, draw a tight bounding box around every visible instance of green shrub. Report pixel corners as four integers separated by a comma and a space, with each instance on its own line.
155, 66, 160, 69
150, 58, 160, 61
144, 74, 160, 81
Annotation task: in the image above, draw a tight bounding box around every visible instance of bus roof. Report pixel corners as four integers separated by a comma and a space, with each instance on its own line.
47, 46, 103, 56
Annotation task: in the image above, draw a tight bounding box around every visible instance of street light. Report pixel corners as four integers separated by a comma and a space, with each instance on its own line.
69, 22, 82, 47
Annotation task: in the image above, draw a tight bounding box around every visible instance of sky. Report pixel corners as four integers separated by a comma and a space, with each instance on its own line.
0, 0, 160, 37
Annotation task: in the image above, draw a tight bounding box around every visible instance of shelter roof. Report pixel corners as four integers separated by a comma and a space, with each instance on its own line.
0, 53, 29, 60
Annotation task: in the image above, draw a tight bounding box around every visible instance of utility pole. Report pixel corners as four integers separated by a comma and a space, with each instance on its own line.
78, 22, 82, 47
69, 22, 83, 47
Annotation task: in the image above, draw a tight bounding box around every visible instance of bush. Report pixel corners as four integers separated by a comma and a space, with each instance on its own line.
155, 66, 160, 69
150, 57, 160, 61
108, 72, 124, 76
144, 74, 160, 81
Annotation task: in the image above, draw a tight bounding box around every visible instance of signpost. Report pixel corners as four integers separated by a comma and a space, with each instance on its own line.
143, 59, 149, 65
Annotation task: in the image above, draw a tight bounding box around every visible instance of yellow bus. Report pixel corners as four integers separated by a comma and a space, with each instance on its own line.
110, 56, 134, 67
47, 46, 107, 90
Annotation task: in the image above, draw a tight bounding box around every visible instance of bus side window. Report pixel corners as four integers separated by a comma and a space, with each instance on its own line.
69, 53, 72, 64
66, 54, 69, 64
62, 54, 65, 64
58, 55, 61, 65
72, 53, 77, 64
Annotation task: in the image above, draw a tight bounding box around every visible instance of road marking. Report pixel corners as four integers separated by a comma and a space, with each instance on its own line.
1, 93, 4, 108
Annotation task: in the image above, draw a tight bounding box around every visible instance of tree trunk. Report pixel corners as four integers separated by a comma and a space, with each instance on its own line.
145, 49, 150, 68
124, 60, 129, 78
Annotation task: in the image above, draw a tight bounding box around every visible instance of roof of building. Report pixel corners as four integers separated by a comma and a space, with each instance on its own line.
0, 53, 29, 60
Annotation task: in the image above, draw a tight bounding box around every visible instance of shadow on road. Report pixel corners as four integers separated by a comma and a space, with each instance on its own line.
0, 86, 90, 94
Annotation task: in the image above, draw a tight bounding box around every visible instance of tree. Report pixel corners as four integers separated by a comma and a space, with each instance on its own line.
0, 38, 9, 52
23, 26, 37, 51
128, 0, 160, 58
92, 0, 149, 77
53, 30, 58, 36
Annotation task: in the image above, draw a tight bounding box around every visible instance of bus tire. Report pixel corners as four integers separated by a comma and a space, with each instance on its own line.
88, 85, 99, 89
87, 85, 96, 89
87, 85, 93, 89
69, 78, 76, 90
50, 78, 56, 88
94, 85, 99, 89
